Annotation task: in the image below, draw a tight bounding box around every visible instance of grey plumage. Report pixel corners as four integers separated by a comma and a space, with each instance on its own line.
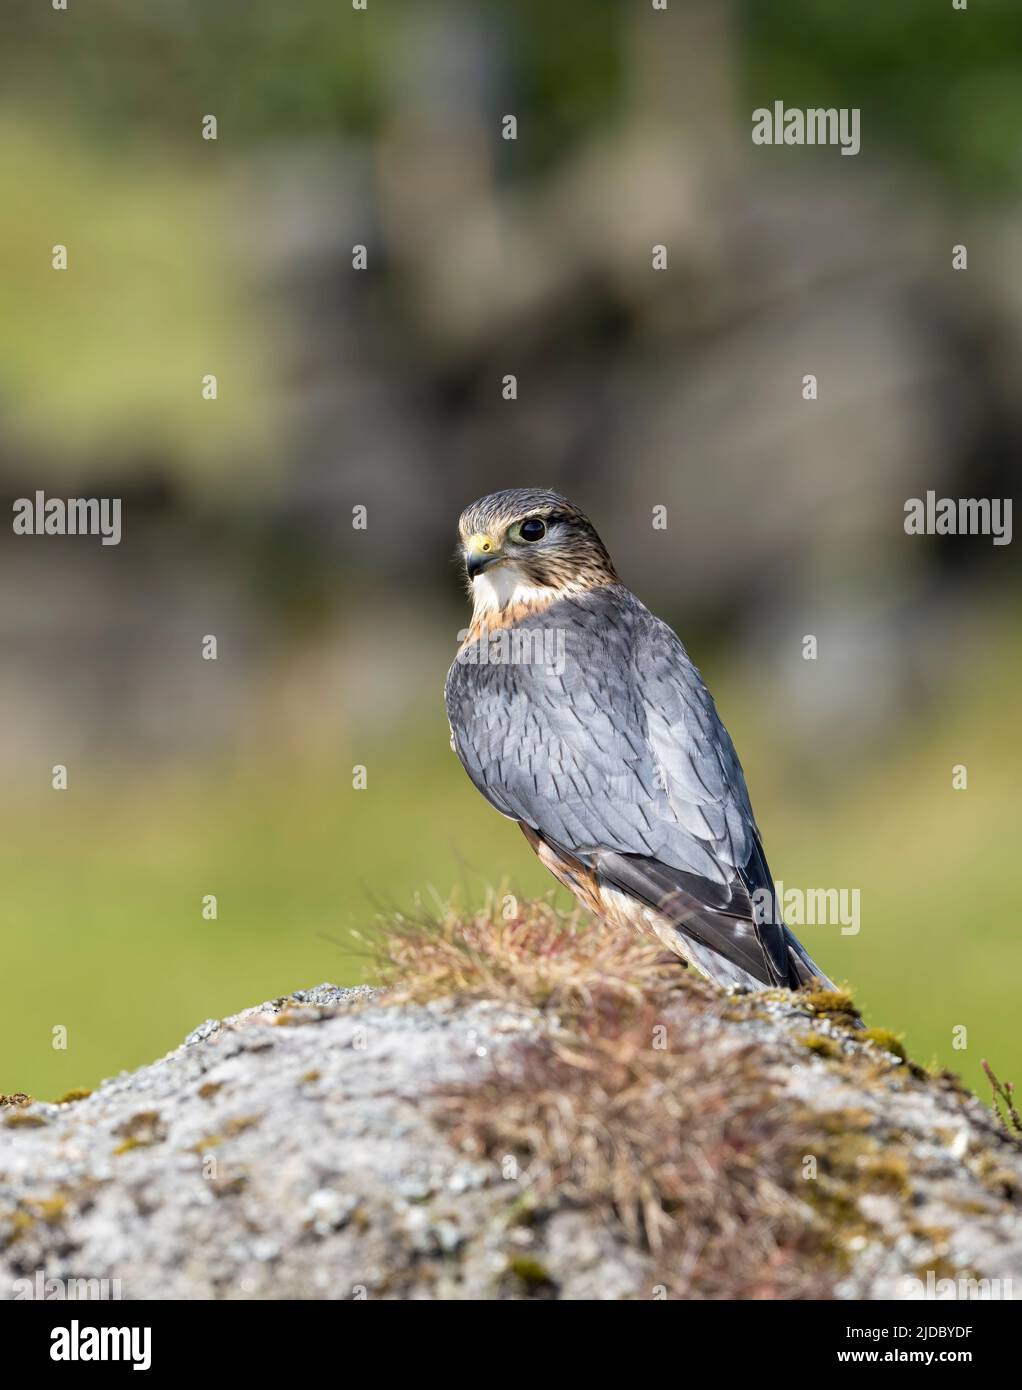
447, 583, 835, 992
446, 489, 837, 994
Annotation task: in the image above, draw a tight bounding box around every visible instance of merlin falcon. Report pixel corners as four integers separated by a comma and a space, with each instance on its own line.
444, 487, 836, 993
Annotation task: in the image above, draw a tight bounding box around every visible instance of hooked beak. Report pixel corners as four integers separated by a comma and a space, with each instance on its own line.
465, 532, 504, 580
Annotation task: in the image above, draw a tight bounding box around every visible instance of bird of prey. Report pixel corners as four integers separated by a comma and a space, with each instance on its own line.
444, 487, 836, 993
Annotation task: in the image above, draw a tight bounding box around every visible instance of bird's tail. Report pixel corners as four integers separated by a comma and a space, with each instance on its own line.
783, 926, 837, 991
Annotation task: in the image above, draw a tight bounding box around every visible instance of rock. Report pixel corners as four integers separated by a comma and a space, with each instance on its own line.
1, 966, 1020, 1301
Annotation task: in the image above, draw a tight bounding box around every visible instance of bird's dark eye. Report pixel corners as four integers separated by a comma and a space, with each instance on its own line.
514, 517, 547, 543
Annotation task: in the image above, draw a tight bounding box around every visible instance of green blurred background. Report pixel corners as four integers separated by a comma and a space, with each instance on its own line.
1, 1, 1018, 1100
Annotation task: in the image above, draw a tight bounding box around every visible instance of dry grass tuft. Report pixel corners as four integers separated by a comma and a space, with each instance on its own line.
374, 894, 934, 1297
435, 1000, 841, 1299
372, 894, 706, 1017
982, 1060, 1022, 1135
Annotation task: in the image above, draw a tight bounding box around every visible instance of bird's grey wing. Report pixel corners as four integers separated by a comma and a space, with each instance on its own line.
626, 612, 838, 990
445, 593, 668, 854
445, 589, 811, 988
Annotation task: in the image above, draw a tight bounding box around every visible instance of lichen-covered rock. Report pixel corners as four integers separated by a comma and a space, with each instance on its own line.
1, 965, 1020, 1300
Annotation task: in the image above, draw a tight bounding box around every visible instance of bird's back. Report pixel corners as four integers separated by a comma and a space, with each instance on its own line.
446, 584, 835, 993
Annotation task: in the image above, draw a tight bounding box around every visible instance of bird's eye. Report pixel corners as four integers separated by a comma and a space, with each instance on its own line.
512, 517, 546, 544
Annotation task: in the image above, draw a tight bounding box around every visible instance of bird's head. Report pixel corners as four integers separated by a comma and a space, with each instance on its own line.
457, 488, 618, 616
